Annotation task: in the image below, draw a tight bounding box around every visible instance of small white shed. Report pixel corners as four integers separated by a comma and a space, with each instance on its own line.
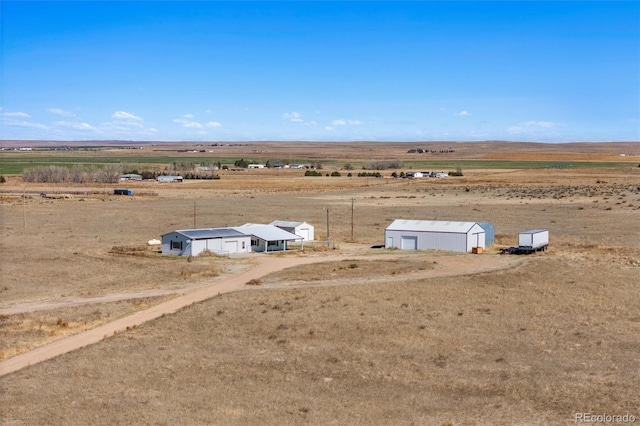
385, 219, 485, 253
233, 224, 303, 252
161, 228, 251, 256
270, 220, 315, 241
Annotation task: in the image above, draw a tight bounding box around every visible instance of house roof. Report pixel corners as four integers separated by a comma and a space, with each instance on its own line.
167, 228, 248, 240
234, 224, 302, 241
270, 220, 309, 228
386, 219, 482, 234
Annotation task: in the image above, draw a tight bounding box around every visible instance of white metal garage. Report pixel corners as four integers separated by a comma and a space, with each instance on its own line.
385, 219, 485, 253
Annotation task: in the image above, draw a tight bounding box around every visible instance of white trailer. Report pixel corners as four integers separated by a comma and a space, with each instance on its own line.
518, 229, 549, 251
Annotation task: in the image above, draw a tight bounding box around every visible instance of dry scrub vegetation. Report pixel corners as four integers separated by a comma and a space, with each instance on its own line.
0, 141, 639, 425
0, 296, 172, 360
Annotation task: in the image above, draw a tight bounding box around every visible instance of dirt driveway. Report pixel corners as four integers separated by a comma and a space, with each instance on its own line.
0, 248, 519, 377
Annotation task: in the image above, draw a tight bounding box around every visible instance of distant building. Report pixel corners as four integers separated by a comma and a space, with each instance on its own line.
120, 174, 142, 181
248, 164, 265, 169
157, 175, 183, 183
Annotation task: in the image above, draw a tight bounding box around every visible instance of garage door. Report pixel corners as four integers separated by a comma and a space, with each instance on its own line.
299, 228, 309, 241
224, 240, 238, 254
401, 236, 418, 250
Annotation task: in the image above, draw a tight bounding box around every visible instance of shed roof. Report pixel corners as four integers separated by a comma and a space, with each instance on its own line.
386, 219, 481, 234
520, 229, 548, 234
270, 220, 309, 228
167, 228, 248, 240
234, 224, 302, 241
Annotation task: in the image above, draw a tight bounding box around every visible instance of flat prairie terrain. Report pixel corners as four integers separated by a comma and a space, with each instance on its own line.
0, 141, 639, 425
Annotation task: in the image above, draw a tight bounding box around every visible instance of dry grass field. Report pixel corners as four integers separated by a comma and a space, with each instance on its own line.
0, 141, 639, 425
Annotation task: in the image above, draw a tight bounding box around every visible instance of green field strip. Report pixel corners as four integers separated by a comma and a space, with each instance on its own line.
0, 155, 634, 175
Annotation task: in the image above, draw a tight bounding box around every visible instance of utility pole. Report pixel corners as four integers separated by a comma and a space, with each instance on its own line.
325, 207, 330, 247
193, 200, 197, 228
23, 187, 26, 232
351, 198, 354, 242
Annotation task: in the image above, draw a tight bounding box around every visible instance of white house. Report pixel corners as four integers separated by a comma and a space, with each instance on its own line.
405, 172, 424, 179
161, 228, 251, 256
385, 219, 485, 253
233, 223, 303, 252
270, 220, 315, 241
248, 164, 265, 169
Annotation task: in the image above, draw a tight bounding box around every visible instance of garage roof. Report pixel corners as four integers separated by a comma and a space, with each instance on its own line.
386, 219, 481, 233
172, 228, 248, 240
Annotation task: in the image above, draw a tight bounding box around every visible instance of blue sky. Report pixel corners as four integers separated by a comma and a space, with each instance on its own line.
1, 1, 639, 142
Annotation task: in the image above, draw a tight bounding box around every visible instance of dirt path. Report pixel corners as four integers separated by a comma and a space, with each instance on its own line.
0, 289, 184, 316
0, 251, 521, 377
0, 254, 343, 376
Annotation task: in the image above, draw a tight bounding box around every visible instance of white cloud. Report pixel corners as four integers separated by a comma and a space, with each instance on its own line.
104, 124, 133, 132
54, 121, 96, 130
306, 120, 317, 126
112, 111, 142, 121
4, 120, 47, 129
331, 118, 361, 126
174, 115, 217, 129
325, 126, 335, 131
48, 108, 76, 117
455, 111, 469, 116
283, 111, 304, 123
508, 121, 559, 134
2, 111, 31, 118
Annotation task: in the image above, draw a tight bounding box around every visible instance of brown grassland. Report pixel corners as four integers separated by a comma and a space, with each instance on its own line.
0, 141, 639, 425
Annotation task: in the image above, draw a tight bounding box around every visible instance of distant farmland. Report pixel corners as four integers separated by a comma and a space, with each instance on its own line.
0, 153, 633, 175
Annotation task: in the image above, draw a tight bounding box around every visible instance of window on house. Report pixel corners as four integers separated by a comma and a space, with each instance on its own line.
268, 240, 280, 247
251, 239, 259, 246
171, 241, 182, 250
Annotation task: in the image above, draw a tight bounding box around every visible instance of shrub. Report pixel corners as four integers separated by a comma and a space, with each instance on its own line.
357, 172, 382, 178
234, 158, 249, 168
0, 175, 5, 183
363, 160, 403, 170
331, 171, 341, 177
